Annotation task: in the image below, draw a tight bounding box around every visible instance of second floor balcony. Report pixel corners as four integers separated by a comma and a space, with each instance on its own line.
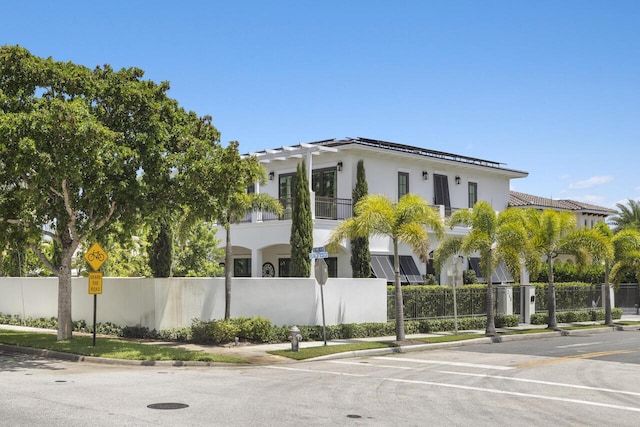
240, 196, 465, 224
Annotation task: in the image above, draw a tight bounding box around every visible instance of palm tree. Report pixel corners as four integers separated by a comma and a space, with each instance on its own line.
592, 223, 616, 325
326, 193, 444, 341
220, 191, 283, 319
434, 202, 535, 336
525, 209, 611, 329
609, 199, 640, 232
610, 228, 640, 306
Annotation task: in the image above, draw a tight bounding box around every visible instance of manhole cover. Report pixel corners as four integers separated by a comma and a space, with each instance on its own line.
147, 403, 189, 410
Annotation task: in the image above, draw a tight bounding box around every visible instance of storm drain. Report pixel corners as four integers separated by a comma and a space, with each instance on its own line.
147, 403, 189, 410
347, 414, 362, 419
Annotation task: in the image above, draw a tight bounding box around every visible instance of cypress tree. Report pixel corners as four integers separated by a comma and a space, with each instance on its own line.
290, 159, 313, 277
149, 219, 173, 278
351, 159, 371, 277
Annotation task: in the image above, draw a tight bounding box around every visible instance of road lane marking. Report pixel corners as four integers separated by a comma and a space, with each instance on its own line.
267, 366, 640, 413
517, 350, 633, 368
329, 361, 416, 370
436, 371, 640, 397
382, 377, 640, 413
266, 366, 367, 377
373, 356, 515, 370
556, 342, 602, 349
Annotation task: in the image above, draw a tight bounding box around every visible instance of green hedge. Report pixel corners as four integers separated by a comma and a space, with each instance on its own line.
391, 285, 488, 319
530, 308, 623, 325
531, 282, 603, 311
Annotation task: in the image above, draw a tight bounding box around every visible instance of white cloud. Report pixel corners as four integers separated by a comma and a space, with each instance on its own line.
568, 175, 614, 190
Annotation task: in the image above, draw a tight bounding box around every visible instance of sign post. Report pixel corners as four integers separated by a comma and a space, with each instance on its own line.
84, 242, 108, 347
310, 247, 329, 346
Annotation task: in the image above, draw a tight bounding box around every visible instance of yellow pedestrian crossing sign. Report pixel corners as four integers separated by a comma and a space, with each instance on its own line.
84, 242, 108, 271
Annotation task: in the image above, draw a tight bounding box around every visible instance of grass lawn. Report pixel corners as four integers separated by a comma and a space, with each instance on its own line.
269, 341, 399, 360
0, 330, 248, 364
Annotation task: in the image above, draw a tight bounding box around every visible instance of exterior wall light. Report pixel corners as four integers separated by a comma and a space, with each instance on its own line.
269, 171, 275, 181
422, 171, 429, 180
455, 175, 461, 185
337, 161, 343, 171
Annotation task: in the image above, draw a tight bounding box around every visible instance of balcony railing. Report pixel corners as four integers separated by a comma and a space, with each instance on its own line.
258, 197, 353, 222
241, 200, 463, 223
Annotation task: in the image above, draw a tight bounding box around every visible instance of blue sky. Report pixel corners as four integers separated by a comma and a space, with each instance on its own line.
3, 1, 639, 210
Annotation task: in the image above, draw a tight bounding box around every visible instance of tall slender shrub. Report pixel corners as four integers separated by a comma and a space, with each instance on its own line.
290, 159, 313, 277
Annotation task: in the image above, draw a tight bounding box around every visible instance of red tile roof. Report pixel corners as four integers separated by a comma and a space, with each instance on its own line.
509, 191, 615, 216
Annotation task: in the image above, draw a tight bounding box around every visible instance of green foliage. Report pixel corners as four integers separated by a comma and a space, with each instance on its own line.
0, 46, 222, 339
290, 159, 313, 277
173, 220, 223, 277
190, 319, 240, 344
463, 269, 478, 284
531, 261, 605, 284
609, 199, 640, 232
418, 317, 486, 332
532, 282, 602, 312
350, 159, 371, 278
529, 308, 623, 325
233, 317, 275, 342
424, 274, 438, 285
96, 223, 152, 278
392, 285, 488, 319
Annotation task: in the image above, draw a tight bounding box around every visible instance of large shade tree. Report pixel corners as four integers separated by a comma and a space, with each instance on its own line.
0, 46, 220, 339
327, 193, 444, 341
434, 202, 537, 335
525, 209, 612, 329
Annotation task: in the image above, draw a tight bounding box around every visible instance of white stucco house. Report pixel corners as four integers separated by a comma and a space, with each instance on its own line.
219, 137, 529, 285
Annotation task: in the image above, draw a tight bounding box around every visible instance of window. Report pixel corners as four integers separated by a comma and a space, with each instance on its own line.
326, 257, 338, 278
398, 172, 409, 200
279, 173, 296, 220
468, 182, 478, 208
313, 168, 337, 219
233, 258, 251, 277
278, 258, 291, 277
433, 174, 451, 214
312, 168, 336, 198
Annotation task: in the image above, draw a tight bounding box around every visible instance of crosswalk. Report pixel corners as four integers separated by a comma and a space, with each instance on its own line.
266, 352, 640, 414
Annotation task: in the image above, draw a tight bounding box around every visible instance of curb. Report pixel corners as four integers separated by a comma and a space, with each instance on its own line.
307, 325, 632, 361
0, 343, 237, 367
2, 324, 638, 366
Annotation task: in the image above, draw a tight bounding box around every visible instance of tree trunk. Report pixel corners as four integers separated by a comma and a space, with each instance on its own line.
224, 221, 232, 320
57, 252, 74, 340
604, 263, 613, 326
547, 255, 558, 329
485, 251, 496, 336
393, 240, 405, 341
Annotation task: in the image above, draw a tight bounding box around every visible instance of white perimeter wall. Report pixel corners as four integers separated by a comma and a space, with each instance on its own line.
0, 277, 387, 330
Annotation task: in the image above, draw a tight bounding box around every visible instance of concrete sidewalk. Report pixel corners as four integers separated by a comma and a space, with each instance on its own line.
2, 314, 640, 366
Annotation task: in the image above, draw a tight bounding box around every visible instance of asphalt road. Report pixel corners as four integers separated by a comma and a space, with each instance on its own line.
2, 330, 640, 426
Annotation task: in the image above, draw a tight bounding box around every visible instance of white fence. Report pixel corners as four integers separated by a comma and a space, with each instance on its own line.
0, 277, 387, 330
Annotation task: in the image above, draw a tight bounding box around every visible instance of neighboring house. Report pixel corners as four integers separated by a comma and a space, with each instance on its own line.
509, 191, 615, 228
221, 137, 528, 284
509, 190, 616, 264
